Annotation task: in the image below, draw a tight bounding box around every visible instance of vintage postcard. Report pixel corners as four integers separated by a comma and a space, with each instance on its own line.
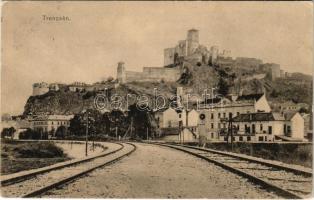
1, 1, 313, 199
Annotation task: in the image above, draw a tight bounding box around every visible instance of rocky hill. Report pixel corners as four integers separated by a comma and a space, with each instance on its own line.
23, 61, 312, 115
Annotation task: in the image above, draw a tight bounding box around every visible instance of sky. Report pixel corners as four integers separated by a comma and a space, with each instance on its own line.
1, 1, 313, 115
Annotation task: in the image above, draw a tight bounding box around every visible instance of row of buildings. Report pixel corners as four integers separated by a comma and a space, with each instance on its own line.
154, 92, 310, 143
2, 115, 74, 139
2, 92, 310, 142
32, 81, 118, 96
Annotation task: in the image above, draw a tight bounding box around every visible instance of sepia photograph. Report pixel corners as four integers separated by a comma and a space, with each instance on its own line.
1, 1, 313, 199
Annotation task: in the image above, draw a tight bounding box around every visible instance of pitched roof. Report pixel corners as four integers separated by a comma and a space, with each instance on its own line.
201, 98, 222, 105
32, 115, 74, 121
283, 111, 298, 120
236, 93, 264, 101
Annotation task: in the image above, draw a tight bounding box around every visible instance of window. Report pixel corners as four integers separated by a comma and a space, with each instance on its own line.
258, 136, 264, 141
218, 123, 221, 129
223, 113, 226, 118
211, 133, 214, 138
52, 122, 54, 125
268, 126, 272, 135
223, 123, 226, 128
229, 112, 232, 119
252, 124, 256, 134
232, 137, 235, 141
218, 113, 221, 118
168, 121, 172, 127
224, 136, 228, 141
265, 136, 267, 141
247, 136, 251, 141
284, 124, 287, 134
260, 124, 263, 131
211, 113, 214, 119
287, 126, 291, 134
179, 114, 182, 118
239, 136, 243, 141
237, 112, 240, 116
211, 123, 214, 129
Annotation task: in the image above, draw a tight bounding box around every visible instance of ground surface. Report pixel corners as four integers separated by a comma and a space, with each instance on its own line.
1, 141, 69, 175
54, 142, 105, 159
1, 141, 104, 175
43, 143, 279, 198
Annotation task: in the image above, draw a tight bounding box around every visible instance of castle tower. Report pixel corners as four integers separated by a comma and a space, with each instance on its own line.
210, 46, 219, 64
32, 82, 49, 96
117, 62, 126, 83
187, 29, 199, 56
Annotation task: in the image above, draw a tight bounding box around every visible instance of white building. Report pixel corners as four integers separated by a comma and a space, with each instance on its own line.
31, 115, 74, 138
224, 112, 285, 142
154, 108, 199, 128
220, 112, 304, 142
283, 112, 304, 139
198, 93, 271, 140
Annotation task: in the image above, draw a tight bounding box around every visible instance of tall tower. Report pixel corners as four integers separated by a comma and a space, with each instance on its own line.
210, 46, 219, 64
117, 62, 126, 83
187, 29, 199, 56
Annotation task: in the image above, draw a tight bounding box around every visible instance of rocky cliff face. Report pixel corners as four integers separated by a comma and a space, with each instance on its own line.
23, 62, 312, 115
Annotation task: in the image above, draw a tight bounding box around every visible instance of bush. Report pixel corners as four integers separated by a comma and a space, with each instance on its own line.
16, 142, 65, 158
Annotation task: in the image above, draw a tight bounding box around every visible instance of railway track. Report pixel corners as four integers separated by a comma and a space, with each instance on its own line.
155, 143, 312, 199
1, 142, 136, 198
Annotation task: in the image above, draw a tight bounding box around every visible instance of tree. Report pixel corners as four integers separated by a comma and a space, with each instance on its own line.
108, 109, 127, 137
69, 114, 85, 136
299, 107, 309, 114
19, 128, 33, 139
56, 126, 67, 139
127, 104, 155, 139
1, 127, 16, 139
217, 77, 229, 96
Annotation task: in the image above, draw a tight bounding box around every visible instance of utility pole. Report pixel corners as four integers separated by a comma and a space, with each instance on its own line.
85, 111, 88, 157
92, 130, 95, 152
115, 126, 118, 140
130, 117, 133, 139
228, 113, 233, 151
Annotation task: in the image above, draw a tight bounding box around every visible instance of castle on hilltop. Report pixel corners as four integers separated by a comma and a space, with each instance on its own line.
116, 29, 232, 84
164, 29, 231, 67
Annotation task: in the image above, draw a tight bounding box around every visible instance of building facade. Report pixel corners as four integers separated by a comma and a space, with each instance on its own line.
31, 115, 74, 138
198, 93, 271, 141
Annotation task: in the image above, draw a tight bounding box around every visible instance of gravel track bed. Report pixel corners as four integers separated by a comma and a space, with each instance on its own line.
41, 143, 280, 198
1, 142, 123, 197
169, 145, 312, 198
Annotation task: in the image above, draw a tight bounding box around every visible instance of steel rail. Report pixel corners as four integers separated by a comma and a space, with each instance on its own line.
179, 143, 312, 177
1, 141, 123, 186
154, 142, 307, 199
21, 142, 136, 198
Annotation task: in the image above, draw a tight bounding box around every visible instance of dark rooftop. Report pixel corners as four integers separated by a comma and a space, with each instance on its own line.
233, 112, 275, 122
236, 93, 264, 101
